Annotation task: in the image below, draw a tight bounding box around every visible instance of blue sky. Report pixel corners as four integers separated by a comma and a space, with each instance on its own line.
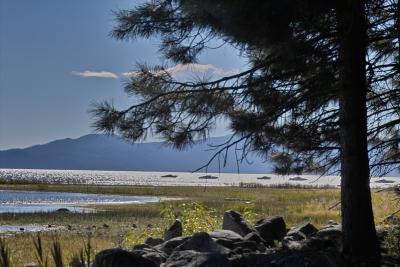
0, 0, 244, 150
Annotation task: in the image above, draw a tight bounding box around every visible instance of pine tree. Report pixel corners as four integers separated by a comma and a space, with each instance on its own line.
93, 0, 400, 265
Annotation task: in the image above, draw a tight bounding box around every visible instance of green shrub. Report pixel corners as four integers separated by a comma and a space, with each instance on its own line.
124, 202, 220, 245
383, 226, 400, 256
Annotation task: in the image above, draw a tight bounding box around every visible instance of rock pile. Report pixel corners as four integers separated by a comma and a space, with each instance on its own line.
93, 210, 343, 267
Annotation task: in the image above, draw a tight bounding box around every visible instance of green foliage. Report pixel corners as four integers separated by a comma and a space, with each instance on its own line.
383, 226, 400, 257
124, 202, 220, 245
161, 202, 220, 235
0, 238, 12, 267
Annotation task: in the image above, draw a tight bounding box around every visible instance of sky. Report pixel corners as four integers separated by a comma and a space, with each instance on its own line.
0, 0, 245, 150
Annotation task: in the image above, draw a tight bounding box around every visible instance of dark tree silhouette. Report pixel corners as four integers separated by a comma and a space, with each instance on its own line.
93, 0, 400, 265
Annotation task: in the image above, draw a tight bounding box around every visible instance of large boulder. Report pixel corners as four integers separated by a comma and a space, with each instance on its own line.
164, 220, 183, 241
163, 250, 232, 267
174, 232, 231, 255
254, 216, 286, 242
222, 210, 256, 237
93, 248, 158, 267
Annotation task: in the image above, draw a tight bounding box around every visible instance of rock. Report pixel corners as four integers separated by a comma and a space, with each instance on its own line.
243, 232, 268, 246
93, 248, 158, 267
208, 230, 243, 242
174, 232, 231, 255
254, 216, 286, 242
222, 210, 256, 237
164, 220, 183, 241
316, 225, 342, 240
231, 250, 342, 267
282, 236, 305, 250
133, 243, 153, 250
327, 220, 338, 226
233, 240, 266, 253
145, 236, 165, 246
163, 250, 232, 267
132, 245, 167, 265
155, 236, 190, 255
56, 208, 70, 213
287, 222, 318, 238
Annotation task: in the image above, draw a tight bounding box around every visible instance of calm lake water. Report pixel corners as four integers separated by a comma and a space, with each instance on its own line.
0, 189, 162, 213
0, 168, 398, 187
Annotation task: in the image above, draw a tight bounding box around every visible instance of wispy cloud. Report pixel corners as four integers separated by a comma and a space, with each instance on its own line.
72, 70, 119, 79
122, 63, 239, 78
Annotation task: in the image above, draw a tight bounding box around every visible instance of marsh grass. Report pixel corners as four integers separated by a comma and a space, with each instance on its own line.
0, 237, 12, 267
0, 184, 399, 265
33, 234, 48, 267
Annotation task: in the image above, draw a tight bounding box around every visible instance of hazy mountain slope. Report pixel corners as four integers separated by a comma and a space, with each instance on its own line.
0, 134, 272, 173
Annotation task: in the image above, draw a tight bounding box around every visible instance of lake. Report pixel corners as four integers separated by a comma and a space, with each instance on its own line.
0, 168, 398, 187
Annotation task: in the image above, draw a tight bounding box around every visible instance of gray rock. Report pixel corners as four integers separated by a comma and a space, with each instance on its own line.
164, 220, 183, 241
243, 232, 267, 245
208, 230, 243, 242
93, 248, 158, 267
145, 236, 165, 246
175, 232, 231, 255
287, 222, 318, 238
233, 240, 266, 253
282, 236, 305, 250
132, 245, 167, 265
222, 210, 256, 237
155, 236, 190, 255
231, 250, 342, 267
133, 243, 153, 250
162, 250, 232, 267
316, 225, 342, 240
254, 216, 286, 242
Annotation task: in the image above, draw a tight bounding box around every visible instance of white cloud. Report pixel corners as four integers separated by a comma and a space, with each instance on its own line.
72, 70, 118, 79
121, 63, 239, 78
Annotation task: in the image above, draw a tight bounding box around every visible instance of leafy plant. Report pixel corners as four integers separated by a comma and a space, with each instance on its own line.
124, 202, 220, 245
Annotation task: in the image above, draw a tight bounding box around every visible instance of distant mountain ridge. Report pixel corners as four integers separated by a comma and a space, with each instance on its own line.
0, 134, 272, 173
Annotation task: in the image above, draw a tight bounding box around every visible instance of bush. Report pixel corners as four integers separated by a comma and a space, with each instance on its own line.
383, 226, 400, 256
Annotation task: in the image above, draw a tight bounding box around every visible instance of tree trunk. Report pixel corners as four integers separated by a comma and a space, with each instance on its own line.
336, 1, 381, 266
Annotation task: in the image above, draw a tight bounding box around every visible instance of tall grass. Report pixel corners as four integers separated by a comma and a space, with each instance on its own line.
33, 234, 48, 267
50, 236, 63, 267
0, 238, 12, 267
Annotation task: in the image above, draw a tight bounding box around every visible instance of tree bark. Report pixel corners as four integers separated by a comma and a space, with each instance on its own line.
336, 1, 381, 266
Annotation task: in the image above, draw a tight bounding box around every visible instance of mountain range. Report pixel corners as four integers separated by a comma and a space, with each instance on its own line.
0, 134, 272, 173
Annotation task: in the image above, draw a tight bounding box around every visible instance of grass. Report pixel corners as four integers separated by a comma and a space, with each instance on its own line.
0, 183, 399, 265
